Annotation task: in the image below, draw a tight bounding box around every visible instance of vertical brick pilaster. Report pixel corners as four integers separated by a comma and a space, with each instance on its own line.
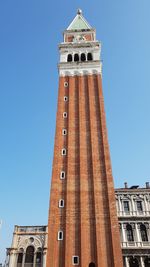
97, 75, 123, 267
79, 75, 95, 266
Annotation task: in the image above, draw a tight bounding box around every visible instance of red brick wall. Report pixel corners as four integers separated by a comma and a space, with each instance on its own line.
46, 74, 123, 267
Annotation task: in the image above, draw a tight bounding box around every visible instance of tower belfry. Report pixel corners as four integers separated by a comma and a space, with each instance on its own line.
47, 10, 123, 267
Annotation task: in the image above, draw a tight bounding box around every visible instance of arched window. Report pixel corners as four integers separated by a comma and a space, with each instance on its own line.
140, 224, 148, 241
67, 54, 72, 62
59, 199, 64, 208
129, 257, 139, 267
89, 263, 95, 267
126, 224, 134, 242
87, 53, 93, 61
58, 230, 63, 240
74, 54, 79, 62
17, 251, 23, 267
81, 53, 86, 61
144, 258, 150, 267
36, 248, 42, 267
25, 246, 34, 266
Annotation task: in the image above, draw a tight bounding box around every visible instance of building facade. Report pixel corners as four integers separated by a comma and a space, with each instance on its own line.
5, 185, 150, 267
116, 183, 150, 267
5, 226, 47, 267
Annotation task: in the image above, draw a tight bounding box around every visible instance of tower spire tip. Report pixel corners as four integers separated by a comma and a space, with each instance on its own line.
77, 8, 82, 15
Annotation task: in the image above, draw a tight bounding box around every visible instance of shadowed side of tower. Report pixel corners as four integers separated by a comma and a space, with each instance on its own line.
46, 10, 123, 267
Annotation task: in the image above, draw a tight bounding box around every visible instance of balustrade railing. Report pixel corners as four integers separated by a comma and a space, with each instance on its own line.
121, 241, 150, 248
16, 226, 46, 233
117, 210, 150, 217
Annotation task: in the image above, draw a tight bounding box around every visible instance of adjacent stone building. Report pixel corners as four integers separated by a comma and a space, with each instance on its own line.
5, 226, 47, 267
116, 183, 150, 267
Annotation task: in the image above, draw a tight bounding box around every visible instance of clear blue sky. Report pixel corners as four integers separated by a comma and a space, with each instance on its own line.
0, 0, 150, 262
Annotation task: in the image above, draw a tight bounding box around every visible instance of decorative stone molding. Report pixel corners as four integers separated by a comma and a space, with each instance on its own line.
59, 68, 102, 77
133, 194, 144, 200
120, 195, 131, 200
17, 235, 44, 252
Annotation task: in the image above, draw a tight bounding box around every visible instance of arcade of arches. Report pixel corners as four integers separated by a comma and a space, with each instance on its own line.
67, 52, 93, 62
17, 246, 42, 267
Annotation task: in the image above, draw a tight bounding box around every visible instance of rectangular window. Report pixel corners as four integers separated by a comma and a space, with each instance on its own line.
126, 228, 134, 242
72, 256, 79, 265
64, 96, 68, 102
60, 171, 65, 179
140, 224, 148, 241
59, 199, 64, 208
137, 201, 143, 212
58, 231, 63, 240
61, 148, 66, 155
62, 129, 67, 135
63, 112, 67, 118
124, 201, 130, 212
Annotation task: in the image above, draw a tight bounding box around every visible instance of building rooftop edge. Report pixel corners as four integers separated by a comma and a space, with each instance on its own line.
115, 188, 150, 191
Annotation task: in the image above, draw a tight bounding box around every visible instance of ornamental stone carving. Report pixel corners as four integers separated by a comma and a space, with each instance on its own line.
17, 235, 43, 251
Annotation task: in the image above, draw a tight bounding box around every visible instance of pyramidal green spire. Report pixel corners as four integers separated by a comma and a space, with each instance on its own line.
67, 9, 92, 30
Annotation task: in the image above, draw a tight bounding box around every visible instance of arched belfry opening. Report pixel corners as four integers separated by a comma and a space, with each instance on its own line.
89, 263, 95, 267
87, 52, 93, 61
81, 53, 86, 61
67, 54, 72, 62
74, 53, 79, 62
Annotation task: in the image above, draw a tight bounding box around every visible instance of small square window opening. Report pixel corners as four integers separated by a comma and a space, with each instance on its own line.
59, 199, 64, 208
72, 256, 79, 265
58, 231, 63, 240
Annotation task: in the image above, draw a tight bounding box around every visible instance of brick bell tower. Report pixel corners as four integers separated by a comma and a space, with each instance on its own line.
47, 9, 123, 267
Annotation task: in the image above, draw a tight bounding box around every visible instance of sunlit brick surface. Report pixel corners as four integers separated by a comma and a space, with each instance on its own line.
46, 74, 123, 267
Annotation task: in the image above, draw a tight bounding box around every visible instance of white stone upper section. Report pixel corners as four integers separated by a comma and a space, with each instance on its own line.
58, 10, 102, 77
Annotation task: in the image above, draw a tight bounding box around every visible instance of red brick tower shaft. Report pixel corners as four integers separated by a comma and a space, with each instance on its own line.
47, 10, 123, 267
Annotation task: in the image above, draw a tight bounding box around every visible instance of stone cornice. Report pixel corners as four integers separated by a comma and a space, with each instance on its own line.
59, 41, 100, 49
58, 61, 102, 76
